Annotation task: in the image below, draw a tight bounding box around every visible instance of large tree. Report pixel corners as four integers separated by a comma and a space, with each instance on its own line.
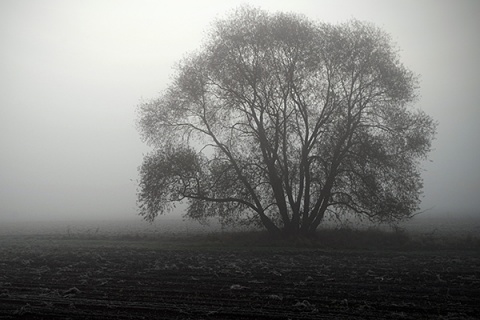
137, 7, 436, 237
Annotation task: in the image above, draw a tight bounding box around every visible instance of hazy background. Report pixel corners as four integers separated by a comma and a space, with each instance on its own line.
1, 0, 479, 223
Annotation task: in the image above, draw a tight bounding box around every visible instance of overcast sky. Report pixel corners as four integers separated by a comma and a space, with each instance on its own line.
1, 0, 479, 222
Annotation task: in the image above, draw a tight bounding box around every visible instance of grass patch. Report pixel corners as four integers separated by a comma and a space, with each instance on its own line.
3, 226, 478, 252
153, 227, 480, 251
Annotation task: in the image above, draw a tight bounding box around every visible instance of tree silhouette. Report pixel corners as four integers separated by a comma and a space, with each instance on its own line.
137, 7, 436, 237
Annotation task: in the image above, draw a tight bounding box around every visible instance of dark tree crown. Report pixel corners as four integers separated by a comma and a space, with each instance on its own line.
137, 6, 436, 236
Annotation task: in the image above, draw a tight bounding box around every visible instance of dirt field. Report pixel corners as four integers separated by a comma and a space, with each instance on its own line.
0, 235, 479, 319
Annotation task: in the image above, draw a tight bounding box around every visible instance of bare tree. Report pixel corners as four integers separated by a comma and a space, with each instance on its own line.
137, 7, 436, 237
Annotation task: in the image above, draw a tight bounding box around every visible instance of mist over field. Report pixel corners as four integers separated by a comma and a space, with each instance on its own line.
1, 212, 479, 242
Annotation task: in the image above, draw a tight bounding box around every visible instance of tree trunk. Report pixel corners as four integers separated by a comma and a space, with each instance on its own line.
259, 211, 281, 235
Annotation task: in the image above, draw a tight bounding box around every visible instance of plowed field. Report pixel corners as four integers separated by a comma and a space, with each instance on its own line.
0, 238, 478, 319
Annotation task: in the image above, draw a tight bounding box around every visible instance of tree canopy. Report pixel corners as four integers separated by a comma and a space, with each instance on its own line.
137, 7, 436, 236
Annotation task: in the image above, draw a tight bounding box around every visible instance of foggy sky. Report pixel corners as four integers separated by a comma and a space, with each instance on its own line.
1, 0, 479, 221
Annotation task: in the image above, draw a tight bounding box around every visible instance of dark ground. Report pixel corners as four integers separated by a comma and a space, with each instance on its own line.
0, 233, 479, 319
